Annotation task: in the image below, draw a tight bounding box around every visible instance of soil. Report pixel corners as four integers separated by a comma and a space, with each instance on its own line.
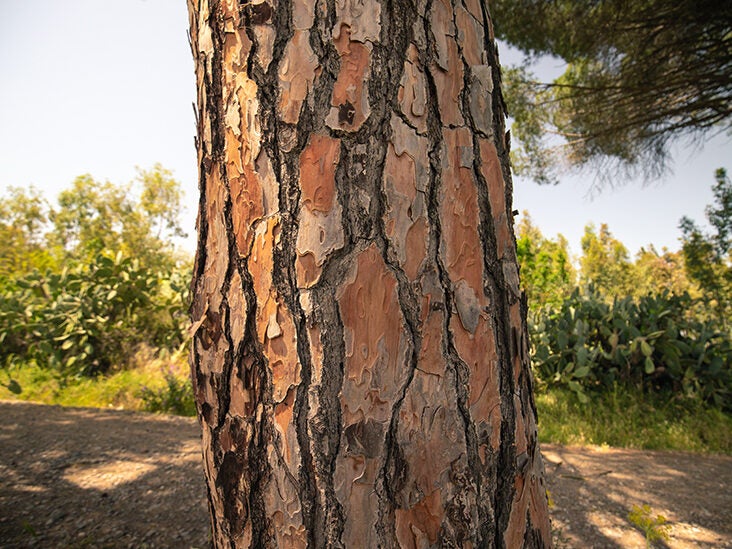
1, 400, 730, 548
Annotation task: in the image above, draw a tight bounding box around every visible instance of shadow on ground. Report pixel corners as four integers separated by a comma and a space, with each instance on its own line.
542, 443, 732, 548
0, 400, 209, 548
2, 400, 730, 548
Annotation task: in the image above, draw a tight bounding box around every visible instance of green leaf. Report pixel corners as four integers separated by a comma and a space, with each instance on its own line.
644, 357, 655, 374
5, 379, 21, 394
574, 366, 590, 378
576, 346, 589, 367
567, 380, 582, 392
641, 340, 653, 358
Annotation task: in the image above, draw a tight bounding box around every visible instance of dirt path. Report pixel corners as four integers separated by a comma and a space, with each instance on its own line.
1, 400, 730, 548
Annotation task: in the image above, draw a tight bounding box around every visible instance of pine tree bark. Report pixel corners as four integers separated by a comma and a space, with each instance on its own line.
188, 0, 552, 546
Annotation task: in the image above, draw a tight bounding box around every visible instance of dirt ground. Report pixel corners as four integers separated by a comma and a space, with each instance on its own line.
1, 400, 730, 548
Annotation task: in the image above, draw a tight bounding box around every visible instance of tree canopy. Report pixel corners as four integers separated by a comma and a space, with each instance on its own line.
680, 168, 732, 324
515, 212, 574, 306
492, 0, 732, 184
48, 164, 187, 271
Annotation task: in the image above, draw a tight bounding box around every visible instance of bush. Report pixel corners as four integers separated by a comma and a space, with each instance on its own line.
530, 287, 732, 408
138, 369, 196, 416
0, 252, 189, 378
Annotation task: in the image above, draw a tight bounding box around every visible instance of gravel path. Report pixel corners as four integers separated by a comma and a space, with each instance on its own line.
1, 400, 730, 548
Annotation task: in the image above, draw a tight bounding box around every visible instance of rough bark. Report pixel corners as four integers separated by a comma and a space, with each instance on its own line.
188, 0, 552, 546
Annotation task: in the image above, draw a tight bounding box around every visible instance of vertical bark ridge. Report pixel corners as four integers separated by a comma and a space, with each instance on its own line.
451, 0, 507, 544
437, 1, 503, 543
476, 1, 552, 544
190, 2, 276, 545
253, 55, 320, 549
424, 130, 480, 547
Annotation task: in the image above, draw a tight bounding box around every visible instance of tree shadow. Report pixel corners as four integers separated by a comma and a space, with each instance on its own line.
542, 443, 732, 548
4, 401, 730, 548
0, 401, 210, 548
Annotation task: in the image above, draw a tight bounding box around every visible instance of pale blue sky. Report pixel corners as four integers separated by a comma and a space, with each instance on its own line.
1, 0, 729, 256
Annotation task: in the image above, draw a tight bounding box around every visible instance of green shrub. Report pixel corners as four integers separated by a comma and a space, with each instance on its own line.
138, 369, 196, 416
0, 252, 189, 378
530, 287, 731, 408
0, 353, 195, 415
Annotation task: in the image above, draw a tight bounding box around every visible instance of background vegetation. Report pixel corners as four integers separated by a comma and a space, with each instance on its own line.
519, 169, 731, 452
0, 167, 729, 452
0, 166, 193, 415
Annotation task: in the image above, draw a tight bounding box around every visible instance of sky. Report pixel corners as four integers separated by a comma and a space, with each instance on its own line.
1, 0, 729, 257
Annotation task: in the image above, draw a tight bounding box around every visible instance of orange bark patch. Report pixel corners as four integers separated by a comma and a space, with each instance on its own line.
295, 134, 345, 287
338, 245, 407, 425
464, 0, 483, 21
439, 128, 483, 292
274, 387, 299, 472
267, 300, 301, 403
223, 29, 251, 74
383, 117, 430, 280
418, 309, 446, 377
295, 252, 320, 288
278, 30, 318, 124
332, 0, 381, 43
451, 315, 501, 452
263, 439, 307, 548
398, 44, 428, 133
222, 59, 263, 256
249, 216, 278, 319
327, 24, 371, 130
383, 142, 428, 281
203, 160, 232, 313
292, 0, 315, 29
395, 370, 471, 547
455, 6, 484, 67
384, 142, 417, 204
395, 490, 444, 549
404, 217, 428, 281
479, 138, 512, 260
249, 217, 301, 402
336, 455, 381, 546
227, 262, 247, 352
228, 168, 264, 256
228, 365, 251, 418
299, 134, 340, 212
432, 29, 465, 126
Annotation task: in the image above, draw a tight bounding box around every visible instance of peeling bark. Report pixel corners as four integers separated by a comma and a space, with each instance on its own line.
188, 0, 552, 546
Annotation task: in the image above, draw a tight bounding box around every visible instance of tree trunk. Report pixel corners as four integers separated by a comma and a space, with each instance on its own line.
188, 0, 552, 546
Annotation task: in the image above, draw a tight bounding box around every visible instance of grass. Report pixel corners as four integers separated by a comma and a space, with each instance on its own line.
2, 356, 730, 453
0, 348, 195, 416
535, 386, 732, 454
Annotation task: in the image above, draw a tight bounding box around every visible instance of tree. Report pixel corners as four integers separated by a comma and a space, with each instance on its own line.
0, 186, 56, 281
491, 0, 732, 184
632, 246, 691, 299
579, 223, 633, 298
49, 165, 187, 271
680, 168, 732, 325
515, 211, 574, 308
188, 0, 551, 546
